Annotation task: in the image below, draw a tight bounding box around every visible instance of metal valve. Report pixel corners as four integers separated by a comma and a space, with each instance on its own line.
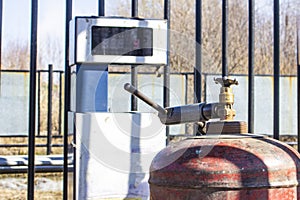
124, 83, 218, 125
123, 77, 238, 125
214, 77, 238, 88
214, 77, 238, 120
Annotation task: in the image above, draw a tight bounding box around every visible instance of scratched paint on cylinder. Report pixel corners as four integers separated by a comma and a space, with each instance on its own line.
149, 135, 300, 200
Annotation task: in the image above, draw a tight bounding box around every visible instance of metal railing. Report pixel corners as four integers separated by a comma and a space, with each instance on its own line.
1, 69, 299, 147
0, 0, 298, 199
0, 68, 64, 138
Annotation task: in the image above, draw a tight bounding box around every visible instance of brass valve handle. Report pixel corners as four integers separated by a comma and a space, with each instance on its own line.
214, 77, 238, 87
214, 77, 238, 121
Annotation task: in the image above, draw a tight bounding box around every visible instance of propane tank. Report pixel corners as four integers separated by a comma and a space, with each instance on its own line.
149, 126, 300, 200
124, 78, 300, 200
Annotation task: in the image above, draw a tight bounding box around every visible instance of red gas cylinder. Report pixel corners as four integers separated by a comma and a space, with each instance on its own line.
149, 121, 300, 200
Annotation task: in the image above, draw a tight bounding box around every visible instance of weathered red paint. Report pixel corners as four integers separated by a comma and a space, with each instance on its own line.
149, 134, 300, 200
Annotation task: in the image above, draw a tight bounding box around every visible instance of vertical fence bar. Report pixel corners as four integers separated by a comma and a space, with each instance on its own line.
58, 71, 62, 136
248, 0, 255, 133
195, 0, 202, 103
131, 0, 138, 111
131, 0, 138, 17
37, 71, 41, 136
28, 0, 38, 199
203, 74, 207, 102
273, 0, 280, 140
185, 74, 188, 105
47, 64, 53, 155
297, 17, 300, 152
185, 73, 188, 134
63, 0, 72, 199
131, 69, 138, 111
164, 0, 170, 144
194, 0, 202, 135
222, 0, 228, 77
98, 0, 105, 16
0, 0, 2, 94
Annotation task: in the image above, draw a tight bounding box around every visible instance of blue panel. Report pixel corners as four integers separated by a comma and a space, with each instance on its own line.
76, 64, 108, 112
95, 67, 108, 112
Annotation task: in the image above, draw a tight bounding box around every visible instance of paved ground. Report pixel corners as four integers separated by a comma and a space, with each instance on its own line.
0, 175, 63, 199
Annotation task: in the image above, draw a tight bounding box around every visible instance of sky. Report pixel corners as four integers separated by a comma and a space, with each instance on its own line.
1, 0, 120, 69
1, 0, 274, 46
2, 0, 102, 45
0, 0, 282, 70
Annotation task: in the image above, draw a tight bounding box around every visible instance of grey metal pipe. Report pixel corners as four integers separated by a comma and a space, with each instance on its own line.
124, 83, 218, 125
124, 83, 166, 115
160, 103, 218, 125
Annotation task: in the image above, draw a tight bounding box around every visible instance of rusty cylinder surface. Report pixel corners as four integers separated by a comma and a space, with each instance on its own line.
149, 134, 300, 200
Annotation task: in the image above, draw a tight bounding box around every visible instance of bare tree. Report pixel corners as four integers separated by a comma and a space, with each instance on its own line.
108, 0, 300, 76
2, 40, 30, 70
38, 36, 64, 70
2, 36, 63, 71
279, 0, 299, 75
2, 37, 63, 133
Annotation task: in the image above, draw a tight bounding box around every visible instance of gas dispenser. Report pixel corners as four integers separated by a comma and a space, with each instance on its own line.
69, 15, 300, 200
125, 78, 300, 200
69, 17, 168, 199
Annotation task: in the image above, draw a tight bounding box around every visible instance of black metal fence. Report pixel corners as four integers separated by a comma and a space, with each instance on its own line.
0, 68, 64, 151
0, 0, 299, 199
1, 69, 299, 150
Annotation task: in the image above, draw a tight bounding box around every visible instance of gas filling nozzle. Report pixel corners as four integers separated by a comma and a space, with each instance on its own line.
124, 83, 218, 125
124, 83, 167, 115
124, 77, 238, 125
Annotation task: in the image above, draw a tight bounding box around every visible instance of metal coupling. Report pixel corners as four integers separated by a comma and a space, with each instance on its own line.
214, 77, 238, 120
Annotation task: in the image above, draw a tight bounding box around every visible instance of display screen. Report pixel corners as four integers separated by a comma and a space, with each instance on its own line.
91, 26, 153, 56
